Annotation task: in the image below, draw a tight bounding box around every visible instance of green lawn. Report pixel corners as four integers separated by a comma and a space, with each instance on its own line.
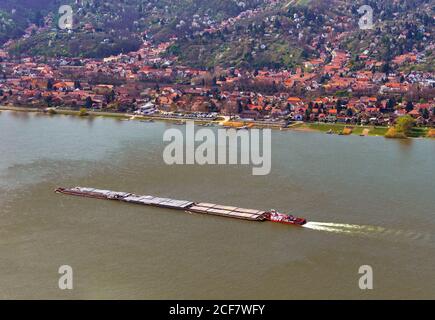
408, 127, 429, 138
368, 127, 389, 136
303, 123, 389, 136
304, 123, 348, 132
301, 122, 432, 138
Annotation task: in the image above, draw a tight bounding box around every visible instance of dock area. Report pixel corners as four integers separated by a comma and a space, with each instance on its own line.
55, 187, 268, 222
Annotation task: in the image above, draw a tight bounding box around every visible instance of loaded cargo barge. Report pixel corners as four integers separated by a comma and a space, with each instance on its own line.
55, 187, 307, 226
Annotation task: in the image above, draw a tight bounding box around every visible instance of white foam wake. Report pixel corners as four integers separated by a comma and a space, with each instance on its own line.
303, 222, 433, 245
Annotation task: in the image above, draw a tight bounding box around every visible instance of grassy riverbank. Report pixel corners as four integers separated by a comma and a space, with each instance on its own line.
298, 122, 432, 138
296, 123, 389, 136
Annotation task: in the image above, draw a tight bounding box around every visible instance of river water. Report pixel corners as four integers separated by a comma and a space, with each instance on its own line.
0, 110, 434, 299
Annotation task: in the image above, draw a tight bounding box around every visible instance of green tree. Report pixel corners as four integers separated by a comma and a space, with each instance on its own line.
405, 101, 414, 113
45, 95, 53, 107
79, 108, 89, 117
85, 96, 93, 109
420, 108, 430, 119
395, 115, 415, 135
305, 108, 311, 120
386, 98, 396, 110
74, 80, 81, 89
47, 78, 54, 91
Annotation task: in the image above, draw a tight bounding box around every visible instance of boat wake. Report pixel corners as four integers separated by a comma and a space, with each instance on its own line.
303, 222, 433, 245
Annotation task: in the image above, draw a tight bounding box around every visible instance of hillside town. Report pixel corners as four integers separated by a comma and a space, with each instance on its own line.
1, 37, 434, 128
0, 0, 433, 133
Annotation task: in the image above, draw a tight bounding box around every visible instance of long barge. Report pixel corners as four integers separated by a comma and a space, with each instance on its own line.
55, 187, 307, 226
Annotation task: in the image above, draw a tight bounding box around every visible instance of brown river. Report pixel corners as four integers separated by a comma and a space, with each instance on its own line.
0, 110, 434, 299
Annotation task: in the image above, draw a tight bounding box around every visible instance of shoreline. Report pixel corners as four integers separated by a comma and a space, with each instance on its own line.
0, 105, 286, 128
1, 105, 433, 139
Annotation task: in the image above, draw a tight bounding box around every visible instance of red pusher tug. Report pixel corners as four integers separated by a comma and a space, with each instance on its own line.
264, 209, 307, 226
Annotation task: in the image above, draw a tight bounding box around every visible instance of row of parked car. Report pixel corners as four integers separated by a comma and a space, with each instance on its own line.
159, 112, 218, 119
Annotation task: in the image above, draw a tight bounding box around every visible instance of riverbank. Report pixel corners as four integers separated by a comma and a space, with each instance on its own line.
0, 105, 219, 125
1, 105, 433, 138
0, 105, 285, 129
284, 121, 433, 138
293, 122, 389, 137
